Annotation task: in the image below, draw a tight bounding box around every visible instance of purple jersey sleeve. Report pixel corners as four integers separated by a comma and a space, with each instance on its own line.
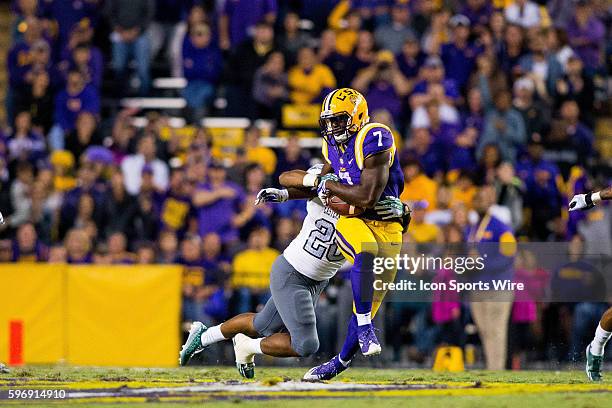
362, 126, 394, 158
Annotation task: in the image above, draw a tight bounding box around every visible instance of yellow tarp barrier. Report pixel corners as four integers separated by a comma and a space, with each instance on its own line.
0, 264, 65, 364
0, 264, 182, 367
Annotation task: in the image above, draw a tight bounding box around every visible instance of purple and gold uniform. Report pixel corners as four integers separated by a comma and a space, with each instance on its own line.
322, 122, 404, 222
322, 121, 404, 316
317, 87, 405, 362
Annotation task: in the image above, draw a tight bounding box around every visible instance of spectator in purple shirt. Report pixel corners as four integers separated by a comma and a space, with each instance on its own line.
7, 18, 45, 123
192, 161, 246, 245
182, 23, 222, 123
11, 0, 42, 45
219, 0, 277, 50
7, 18, 43, 89
440, 14, 483, 90
566, 0, 605, 72
559, 100, 594, 162
49, 70, 100, 151
273, 134, 310, 182
402, 127, 445, 178
40, 0, 99, 50
63, 43, 104, 89
352, 51, 411, 126
461, 0, 493, 27
411, 56, 460, 111
395, 34, 425, 81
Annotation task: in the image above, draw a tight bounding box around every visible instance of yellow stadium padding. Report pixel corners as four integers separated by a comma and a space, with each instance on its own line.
0, 264, 182, 367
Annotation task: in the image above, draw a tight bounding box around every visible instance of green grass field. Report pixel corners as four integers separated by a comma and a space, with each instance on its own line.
1, 366, 611, 407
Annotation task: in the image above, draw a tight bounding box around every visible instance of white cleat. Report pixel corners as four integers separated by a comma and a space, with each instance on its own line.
233, 333, 255, 379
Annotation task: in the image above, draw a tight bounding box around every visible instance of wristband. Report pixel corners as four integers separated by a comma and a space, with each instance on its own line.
279, 189, 289, 202
303, 173, 319, 188
592, 191, 602, 205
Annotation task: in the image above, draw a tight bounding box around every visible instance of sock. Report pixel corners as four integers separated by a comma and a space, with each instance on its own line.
200, 325, 226, 347
338, 355, 351, 366
339, 315, 360, 362
590, 323, 612, 356
244, 337, 264, 355
356, 312, 371, 326
350, 252, 375, 315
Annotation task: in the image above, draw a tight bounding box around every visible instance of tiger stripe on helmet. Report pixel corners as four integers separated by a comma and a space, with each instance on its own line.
323, 89, 340, 112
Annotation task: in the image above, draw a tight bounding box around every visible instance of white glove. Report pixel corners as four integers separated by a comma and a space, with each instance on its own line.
569, 193, 595, 211
317, 179, 331, 205
254, 188, 289, 205
316, 174, 338, 205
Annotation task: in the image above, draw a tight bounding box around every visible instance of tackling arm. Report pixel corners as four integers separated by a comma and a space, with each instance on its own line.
278, 163, 333, 188
569, 186, 612, 211
324, 151, 390, 209
255, 164, 334, 205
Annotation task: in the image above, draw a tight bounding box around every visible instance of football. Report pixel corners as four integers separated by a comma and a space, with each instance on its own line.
327, 195, 365, 217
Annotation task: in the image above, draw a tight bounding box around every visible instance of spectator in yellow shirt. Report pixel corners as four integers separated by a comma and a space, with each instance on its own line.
288, 47, 336, 104
404, 200, 442, 244
244, 126, 277, 175
449, 171, 477, 209
400, 158, 438, 209
327, 1, 362, 56
231, 227, 279, 313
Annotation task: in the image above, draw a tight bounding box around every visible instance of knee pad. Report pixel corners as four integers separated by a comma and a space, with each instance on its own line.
293, 336, 320, 357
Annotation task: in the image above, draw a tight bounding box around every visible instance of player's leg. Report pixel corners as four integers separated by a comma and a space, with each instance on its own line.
305, 220, 403, 380
335, 216, 382, 356
232, 255, 326, 377
180, 258, 287, 367
338, 220, 403, 360
179, 303, 282, 367
586, 307, 612, 381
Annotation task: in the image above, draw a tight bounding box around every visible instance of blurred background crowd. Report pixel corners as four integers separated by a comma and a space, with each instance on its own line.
0, 0, 611, 368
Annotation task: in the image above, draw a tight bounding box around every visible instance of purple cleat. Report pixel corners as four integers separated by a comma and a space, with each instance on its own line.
303, 355, 350, 381
358, 323, 381, 356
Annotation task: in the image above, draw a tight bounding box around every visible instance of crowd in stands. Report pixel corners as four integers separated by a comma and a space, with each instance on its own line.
1, 0, 611, 367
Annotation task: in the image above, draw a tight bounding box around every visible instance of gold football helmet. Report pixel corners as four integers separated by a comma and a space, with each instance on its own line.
320, 88, 369, 145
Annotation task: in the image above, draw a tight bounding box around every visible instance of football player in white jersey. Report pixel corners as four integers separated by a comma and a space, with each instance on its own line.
179, 165, 346, 378
570, 186, 612, 381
